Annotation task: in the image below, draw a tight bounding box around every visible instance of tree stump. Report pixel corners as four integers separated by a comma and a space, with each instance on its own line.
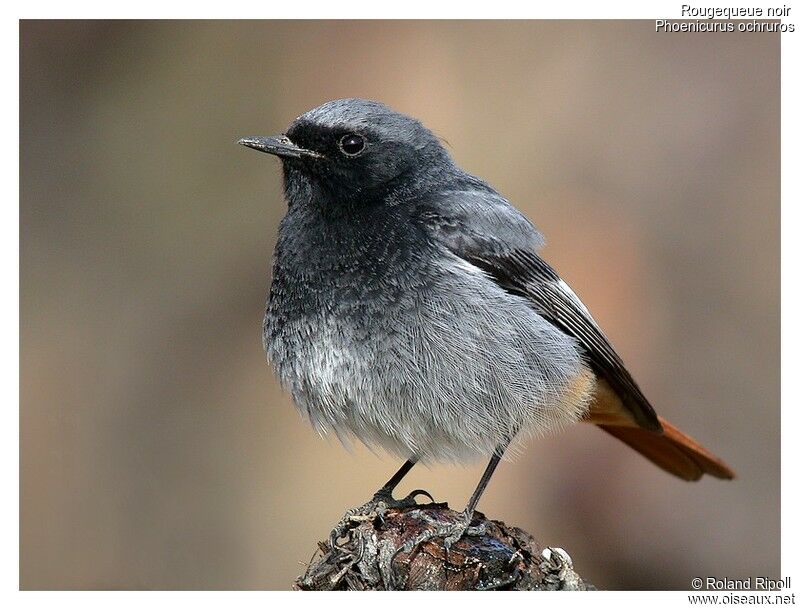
295, 501, 593, 590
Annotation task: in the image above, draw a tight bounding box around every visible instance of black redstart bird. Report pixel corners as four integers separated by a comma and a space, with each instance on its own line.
239, 98, 734, 543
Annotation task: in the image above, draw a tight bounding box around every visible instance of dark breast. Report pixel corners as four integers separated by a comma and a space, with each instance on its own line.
264, 200, 434, 350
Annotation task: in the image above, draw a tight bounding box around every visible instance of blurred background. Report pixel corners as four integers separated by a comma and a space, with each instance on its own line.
20, 21, 779, 590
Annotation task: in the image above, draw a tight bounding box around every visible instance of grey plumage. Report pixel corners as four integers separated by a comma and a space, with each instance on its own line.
241, 97, 735, 507
253, 98, 604, 464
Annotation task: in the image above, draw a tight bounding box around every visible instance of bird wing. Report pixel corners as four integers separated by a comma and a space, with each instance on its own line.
426, 189, 662, 432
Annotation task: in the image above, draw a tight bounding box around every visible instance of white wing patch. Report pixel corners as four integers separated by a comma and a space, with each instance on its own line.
556, 279, 596, 321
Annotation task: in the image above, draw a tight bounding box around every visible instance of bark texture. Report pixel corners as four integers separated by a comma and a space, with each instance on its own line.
295, 502, 593, 591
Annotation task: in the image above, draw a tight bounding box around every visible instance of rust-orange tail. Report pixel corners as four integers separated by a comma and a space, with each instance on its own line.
598, 416, 736, 481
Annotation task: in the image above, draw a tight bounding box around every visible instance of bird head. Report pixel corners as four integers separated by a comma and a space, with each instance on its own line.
239, 98, 453, 202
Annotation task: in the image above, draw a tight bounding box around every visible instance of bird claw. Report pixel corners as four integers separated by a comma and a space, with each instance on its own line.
328, 487, 437, 551
393, 488, 436, 507
382, 508, 482, 589
393, 509, 480, 561
440, 511, 484, 548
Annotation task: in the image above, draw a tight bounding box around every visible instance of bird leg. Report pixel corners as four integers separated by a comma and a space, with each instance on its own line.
392, 439, 511, 561
329, 459, 435, 550
373, 458, 432, 507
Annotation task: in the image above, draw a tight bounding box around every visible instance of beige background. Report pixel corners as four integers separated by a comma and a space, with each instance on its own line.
21, 21, 779, 590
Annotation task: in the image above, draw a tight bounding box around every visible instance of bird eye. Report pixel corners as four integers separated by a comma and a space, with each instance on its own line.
338, 134, 365, 156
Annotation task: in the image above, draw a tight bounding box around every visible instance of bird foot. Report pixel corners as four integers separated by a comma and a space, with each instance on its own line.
393, 508, 485, 560
379, 508, 483, 589
328, 488, 435, 551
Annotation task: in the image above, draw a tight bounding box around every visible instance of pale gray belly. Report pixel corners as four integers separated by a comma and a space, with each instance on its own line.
265, 259, 594, 462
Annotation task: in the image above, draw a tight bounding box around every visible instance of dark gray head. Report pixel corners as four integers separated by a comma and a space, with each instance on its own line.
239, 99, 455, 203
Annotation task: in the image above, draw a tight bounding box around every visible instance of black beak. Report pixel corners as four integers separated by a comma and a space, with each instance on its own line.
237, 135, 322, 159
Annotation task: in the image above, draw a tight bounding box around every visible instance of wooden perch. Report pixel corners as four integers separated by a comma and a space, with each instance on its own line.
295, 501, 593, 591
